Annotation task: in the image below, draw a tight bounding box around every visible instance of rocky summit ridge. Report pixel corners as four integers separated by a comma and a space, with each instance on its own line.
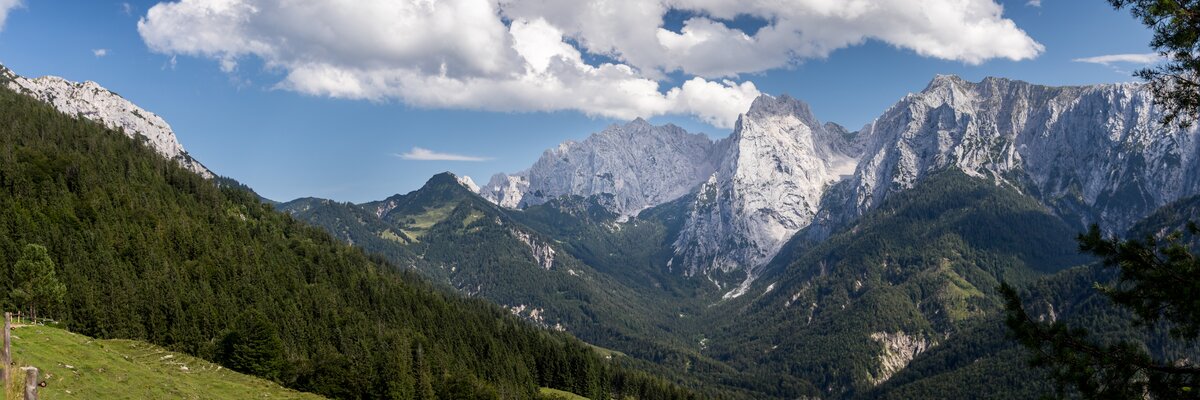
847, 75, 1199, 233
1, 65, 212, 178
477, 76, 1200, 294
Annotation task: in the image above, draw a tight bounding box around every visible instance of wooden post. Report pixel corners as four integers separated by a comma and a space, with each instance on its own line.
1, 312, 9, 384
22, 366, 37, 400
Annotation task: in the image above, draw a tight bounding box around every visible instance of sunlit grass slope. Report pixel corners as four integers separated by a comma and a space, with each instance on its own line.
5, 325, 323, 400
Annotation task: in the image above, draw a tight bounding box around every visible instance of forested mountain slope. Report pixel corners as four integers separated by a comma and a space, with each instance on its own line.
0, 85, 695, 399
283, 76, 1200, 399
1, 65, 212, 178
869, 193, 1200, 399
279, 175, 762, 397
703, 169, 1091, 398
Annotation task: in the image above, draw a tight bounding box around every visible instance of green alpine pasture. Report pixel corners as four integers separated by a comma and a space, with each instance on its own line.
5, 324, 322, 399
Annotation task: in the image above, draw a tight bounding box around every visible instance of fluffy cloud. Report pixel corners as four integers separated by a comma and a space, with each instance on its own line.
397, 147, 491, 162
0, 0, 21, 30
139, 0, 1041, 128
93, 49, 109, 58
503, 0, 1044, 76
1074, 53, 1162, 66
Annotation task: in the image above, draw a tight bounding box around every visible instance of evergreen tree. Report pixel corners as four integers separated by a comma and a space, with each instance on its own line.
1004, 223, 1200, 398
9, 243, 66, 321
0, 83, 701, 400
218, 310, 285, 380
413, 344, 436, 400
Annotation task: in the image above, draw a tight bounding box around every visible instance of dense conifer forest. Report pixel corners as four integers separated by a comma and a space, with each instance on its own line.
0, 85, 699, 399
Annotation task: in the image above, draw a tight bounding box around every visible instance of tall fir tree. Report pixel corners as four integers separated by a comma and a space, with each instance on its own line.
218, 310, 285, 380
9, 243, 66, 321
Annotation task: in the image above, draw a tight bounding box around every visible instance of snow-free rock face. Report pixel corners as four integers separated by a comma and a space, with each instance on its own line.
477, 76, 1200, 291
671, 95, 864, 294
511, 229, 556, 270
456, 175, 480, 193
481, 173, 530, 209
1, 65, 212, 178
480, 96, 869, 291
481, 118, 721, 216
848, 75, 1200, 233
869, 331, 933, 386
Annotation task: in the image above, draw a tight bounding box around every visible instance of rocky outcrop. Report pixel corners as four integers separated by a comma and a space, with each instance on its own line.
511, 229, 556, 270
869, 331, 933, 386
2, 65, 212, 178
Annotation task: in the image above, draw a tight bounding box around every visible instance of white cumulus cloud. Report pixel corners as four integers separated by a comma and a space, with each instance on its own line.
1073, 53, 1162, 66
138, 0, 1042, 128
0, 0, 22, 31
508, 0, 1044, 77
93, 49, 109, 58
397, 147, 492, 162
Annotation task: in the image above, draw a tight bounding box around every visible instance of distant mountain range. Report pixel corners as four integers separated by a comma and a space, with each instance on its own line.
267, 74, 1199, 398
11, 61, 1200, 399
477, 75, 1199, 297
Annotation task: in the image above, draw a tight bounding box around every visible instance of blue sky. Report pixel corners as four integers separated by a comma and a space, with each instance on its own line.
0, 0, 1158, 203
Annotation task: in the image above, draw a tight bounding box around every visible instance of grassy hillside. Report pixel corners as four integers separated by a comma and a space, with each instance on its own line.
0, 80, 694, 399
6, 324, 322, 399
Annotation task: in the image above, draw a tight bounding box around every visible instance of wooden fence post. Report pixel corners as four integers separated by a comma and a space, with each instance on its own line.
22, 366, 37, 400
1, 312, 9, 384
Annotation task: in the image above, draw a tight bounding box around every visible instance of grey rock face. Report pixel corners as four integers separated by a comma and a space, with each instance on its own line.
478, 75, 1200, 288
481, 118, 721, 217
848, 75, 1200, 233
671, 95, 865, 295
2, 65, 212, 178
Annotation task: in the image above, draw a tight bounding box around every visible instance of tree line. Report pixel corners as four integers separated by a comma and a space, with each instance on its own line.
0, 83, 697, 399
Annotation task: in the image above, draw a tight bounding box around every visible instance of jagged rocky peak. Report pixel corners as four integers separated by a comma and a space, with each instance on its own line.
482, 173, 530, 209
672, 93, 867, 295
464, 76, 1196, 302
740, 94, 866, 161
481, 118, 721, 216
847, 75, 1200, 233
822, 122, 868, 159
746, 93, 818, 122
1, 64, 212, 178
823, 121, 850, 135
925, 73, 968, 89
455, 174, 480, 193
